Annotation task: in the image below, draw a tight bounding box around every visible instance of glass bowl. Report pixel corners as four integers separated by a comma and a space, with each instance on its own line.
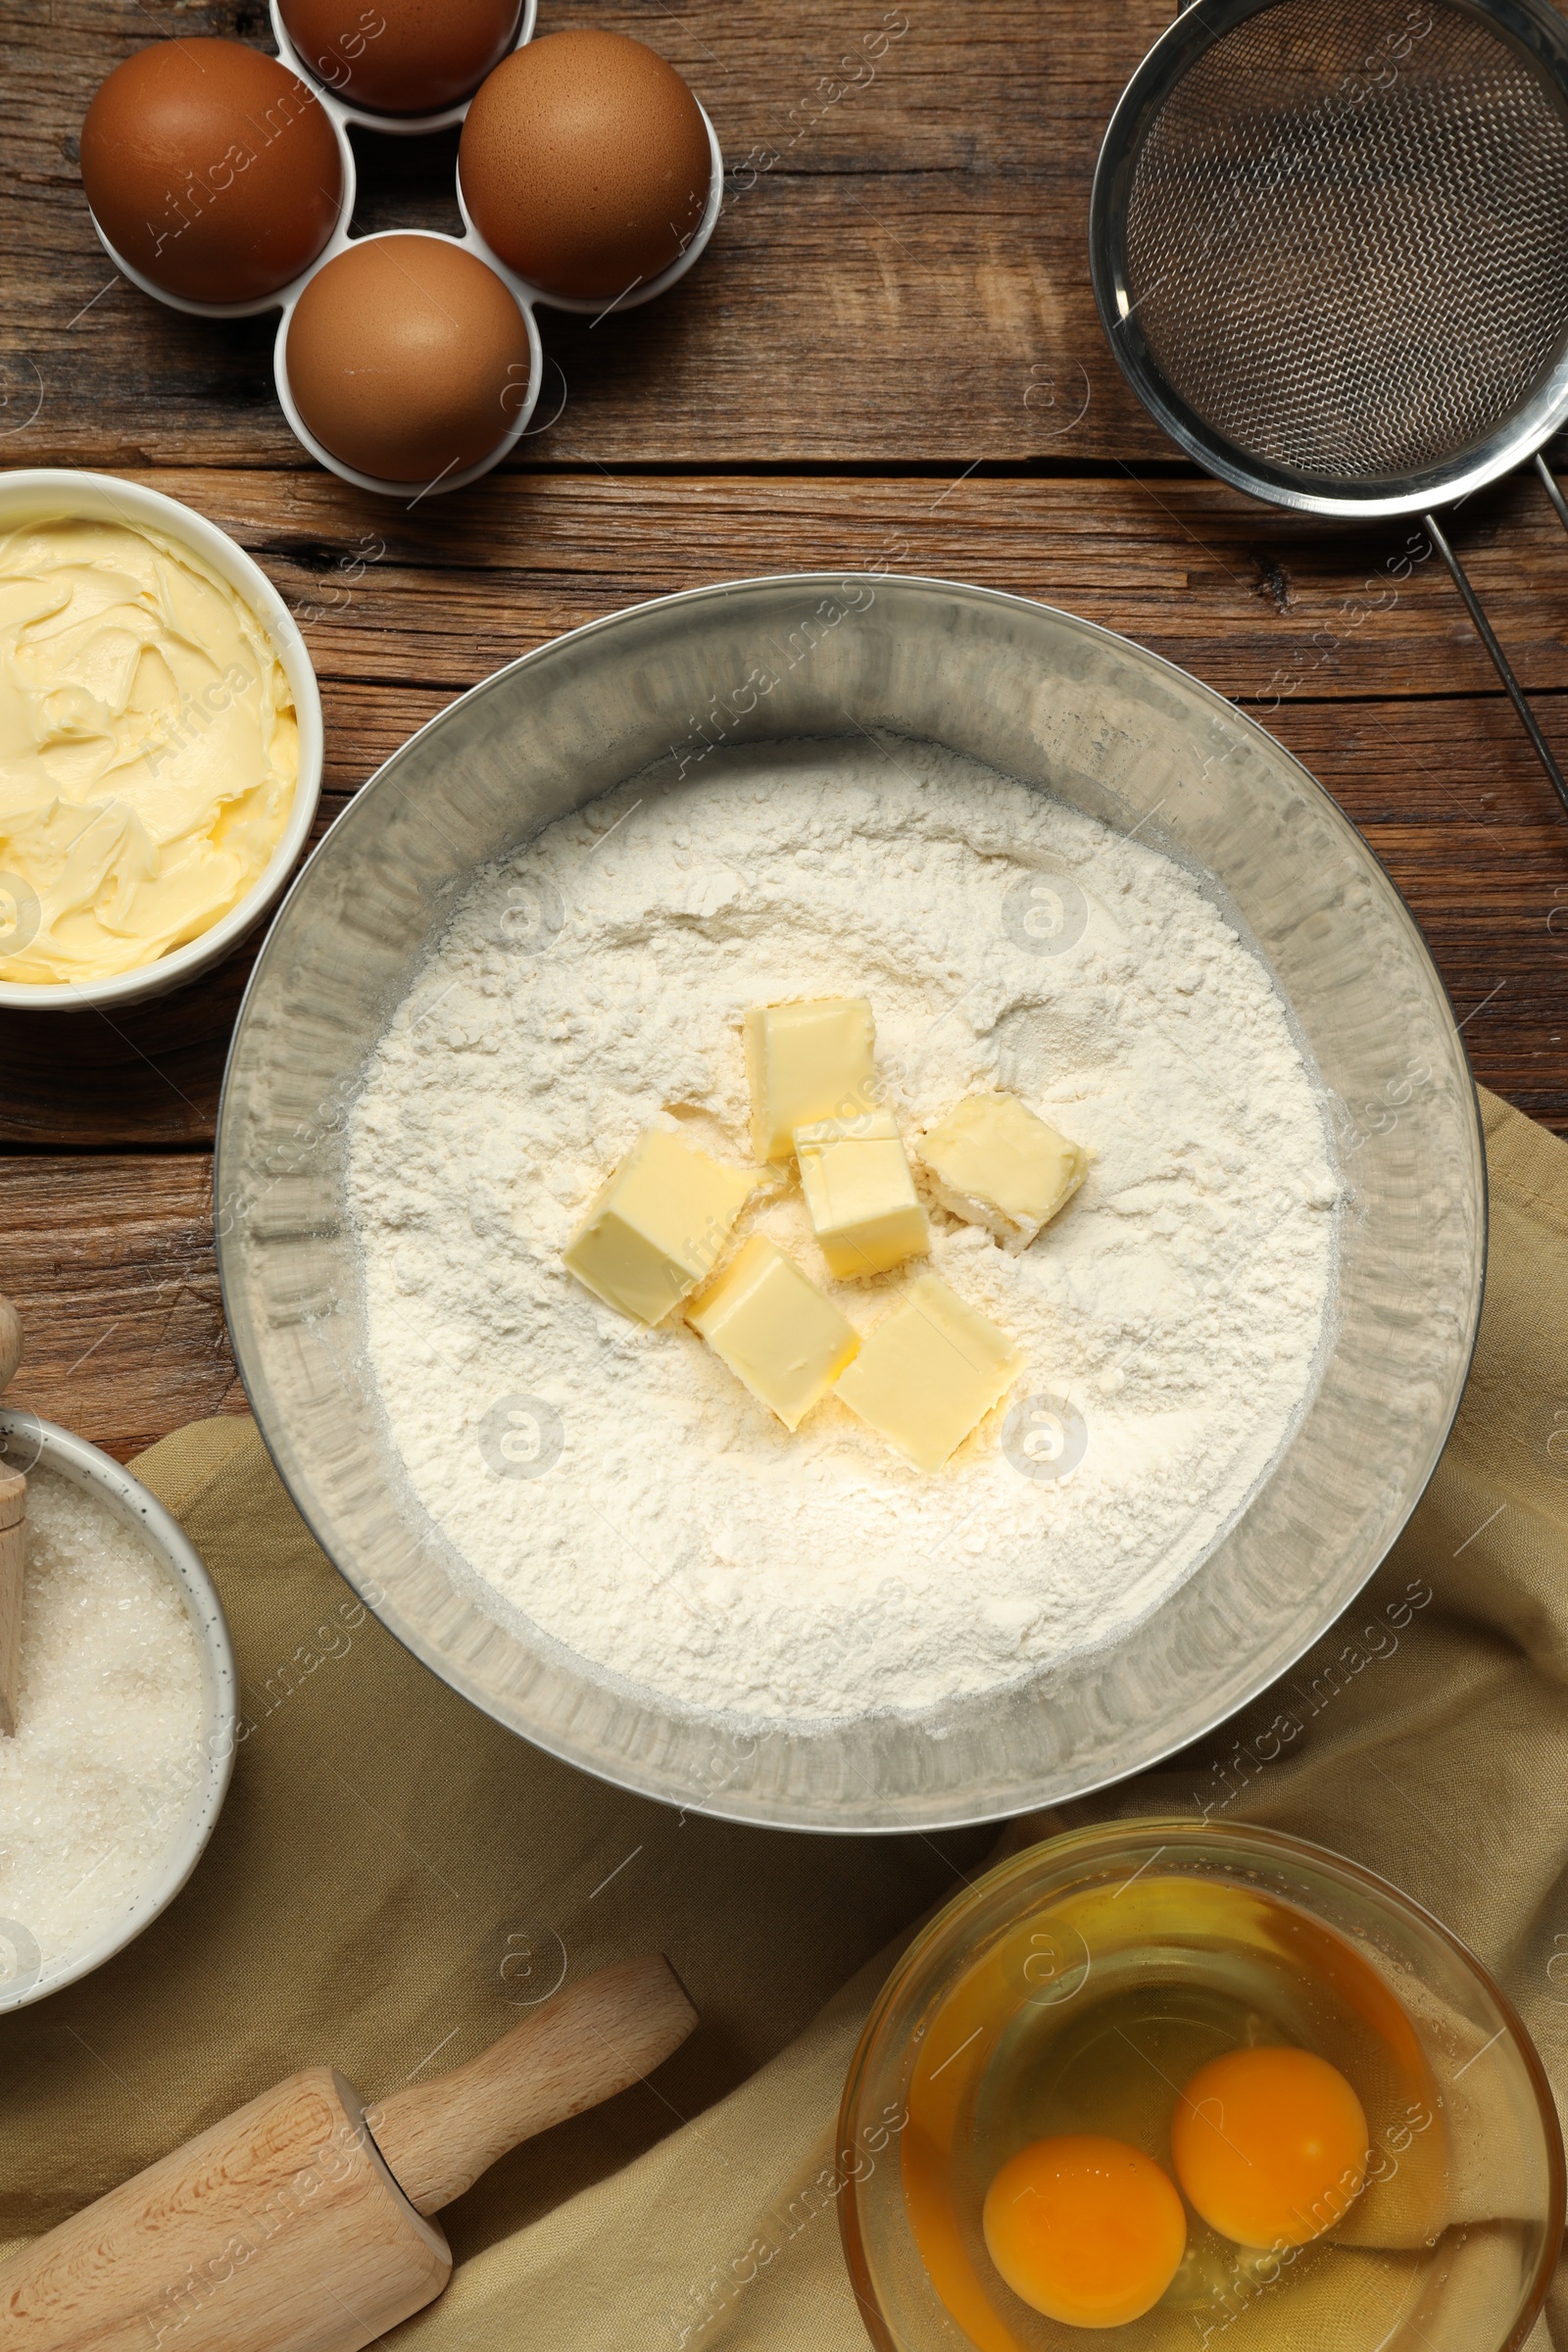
215, 572, 1485, 1829
839, 1818, 1564, 2351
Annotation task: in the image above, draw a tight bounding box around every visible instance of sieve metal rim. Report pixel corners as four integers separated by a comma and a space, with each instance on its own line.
1089, 0, 1568, 520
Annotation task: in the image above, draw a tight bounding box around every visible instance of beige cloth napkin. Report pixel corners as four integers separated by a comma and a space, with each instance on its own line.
1, 1085, 1565, 2348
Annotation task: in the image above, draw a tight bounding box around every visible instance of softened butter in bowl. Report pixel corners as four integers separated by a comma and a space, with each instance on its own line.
0, 515, 297, 986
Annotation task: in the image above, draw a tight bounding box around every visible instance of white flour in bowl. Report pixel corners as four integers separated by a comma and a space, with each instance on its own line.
347, 738, 1337, 1723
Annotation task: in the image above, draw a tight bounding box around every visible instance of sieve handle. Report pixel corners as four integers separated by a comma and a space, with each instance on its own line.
1536, 451, 1568, 539
1422, 510, 1568, 818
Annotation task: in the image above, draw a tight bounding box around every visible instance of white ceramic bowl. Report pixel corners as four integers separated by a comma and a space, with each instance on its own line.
0, 1408, 236, 2011
0, 468, 323, 1012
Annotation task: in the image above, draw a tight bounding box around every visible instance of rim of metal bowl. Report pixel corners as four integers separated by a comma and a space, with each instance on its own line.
215, 571, 1487, 1833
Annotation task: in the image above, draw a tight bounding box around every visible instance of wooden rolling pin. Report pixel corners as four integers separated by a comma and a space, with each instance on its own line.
0, 1953, 697, 2351
0, 1290, 24, 1738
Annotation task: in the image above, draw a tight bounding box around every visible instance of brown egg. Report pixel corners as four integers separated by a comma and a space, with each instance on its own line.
460, 30, 712, 302
278, 0, 522, 117
284, 234, 531, 483
80, 40, 344, 305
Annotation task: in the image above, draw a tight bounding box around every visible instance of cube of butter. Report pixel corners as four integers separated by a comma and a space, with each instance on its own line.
564, 1129, 756, 1325
917, 1093, 1090, 1251
796, 1107, 930, 1280
834, 1271, 1025, 1472
688, 1234, 859, 1431
745, 997, 877, 1161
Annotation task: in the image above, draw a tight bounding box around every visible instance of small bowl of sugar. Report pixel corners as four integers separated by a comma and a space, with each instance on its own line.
0, 1407, 236, 2011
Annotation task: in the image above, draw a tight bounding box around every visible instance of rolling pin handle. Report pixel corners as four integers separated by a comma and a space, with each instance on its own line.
365, 1953, 698, 2218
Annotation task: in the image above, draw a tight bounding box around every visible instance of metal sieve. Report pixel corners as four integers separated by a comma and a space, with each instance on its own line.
1091, 0, 1568, 808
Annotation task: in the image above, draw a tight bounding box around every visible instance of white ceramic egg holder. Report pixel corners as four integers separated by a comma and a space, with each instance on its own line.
85, 0, 724, 500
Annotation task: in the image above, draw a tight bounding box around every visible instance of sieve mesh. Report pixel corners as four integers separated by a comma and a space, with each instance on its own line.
1122, 0, 1568, 485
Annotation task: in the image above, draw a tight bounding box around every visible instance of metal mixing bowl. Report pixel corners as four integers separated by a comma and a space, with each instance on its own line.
215, 573, 1485, 1833
0, 1409, 236, 2009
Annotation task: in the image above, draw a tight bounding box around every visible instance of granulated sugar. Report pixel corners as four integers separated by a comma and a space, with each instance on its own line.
0, 1466, 206, 1984
348, 738, 1338, 1723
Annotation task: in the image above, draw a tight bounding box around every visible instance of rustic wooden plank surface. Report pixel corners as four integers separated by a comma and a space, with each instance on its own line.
217, 462, 1568, 704
2, 0, 1172, 466
1, 4, 1568, 1456
2, 467, 1566, 1159
0, 1159, 242, 1460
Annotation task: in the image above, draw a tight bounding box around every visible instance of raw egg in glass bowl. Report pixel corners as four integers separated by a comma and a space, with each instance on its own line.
839, 1820, 1563, 2351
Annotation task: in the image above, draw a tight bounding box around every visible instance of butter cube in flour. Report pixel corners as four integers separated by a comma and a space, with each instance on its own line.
745, 997, 877, 1161
835, 1271, 1025, 1472
917, 1093, 1090, 1251
688, 1235, 859, 1431
796, 1107, 930, 1279
564, 1129, 756, 1325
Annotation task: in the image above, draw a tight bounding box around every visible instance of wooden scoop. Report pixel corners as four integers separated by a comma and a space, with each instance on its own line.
0, 1290, 24, 1738
0, 1952, 697, 2351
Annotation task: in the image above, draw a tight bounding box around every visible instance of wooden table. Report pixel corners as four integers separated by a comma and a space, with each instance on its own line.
4, 0, 1567, 1461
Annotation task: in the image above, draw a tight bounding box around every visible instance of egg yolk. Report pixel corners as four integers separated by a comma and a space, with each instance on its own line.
982, 2133, 1188, 2328
1170, 2045, 1369, 2249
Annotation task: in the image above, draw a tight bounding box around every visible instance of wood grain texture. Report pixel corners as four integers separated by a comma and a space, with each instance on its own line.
0, 1159, 242, 1460
103, 463, 1568, 710
0, 2066, 450, 2352
1, 467, 1566, 1157
0, 1474, 24, 1740
0, 0, 1170, 466
2, 1, 1568, 1459
0, 1963, 691, 2346
367, 1956, 698, 2217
